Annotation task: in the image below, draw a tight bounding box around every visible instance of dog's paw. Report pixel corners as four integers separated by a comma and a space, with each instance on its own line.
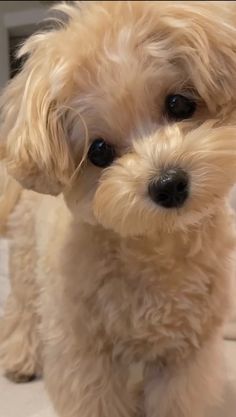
5, 370, 37, 383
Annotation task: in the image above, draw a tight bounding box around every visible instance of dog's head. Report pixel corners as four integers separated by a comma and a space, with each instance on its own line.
1, 1, 236, 235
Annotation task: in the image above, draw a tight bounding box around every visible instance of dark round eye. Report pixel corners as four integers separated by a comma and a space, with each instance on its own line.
165, 94, 196, 120
88, 138, 116, 168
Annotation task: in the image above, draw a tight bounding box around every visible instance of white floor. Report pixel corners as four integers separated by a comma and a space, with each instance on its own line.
0, 375, 56, 417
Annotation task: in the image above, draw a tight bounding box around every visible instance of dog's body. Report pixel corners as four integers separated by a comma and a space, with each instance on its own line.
1, 2, 236, 416
1, 182, 236, 417
0, 178, 235, 417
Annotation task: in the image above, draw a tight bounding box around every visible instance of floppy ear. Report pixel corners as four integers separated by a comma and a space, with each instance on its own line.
147, 2, 236, 111
0, 29, 75, 195
169, 3, 236, 109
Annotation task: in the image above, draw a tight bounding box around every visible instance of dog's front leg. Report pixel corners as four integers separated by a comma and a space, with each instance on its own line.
44, 342, 139, 417
143, 338, 224, 417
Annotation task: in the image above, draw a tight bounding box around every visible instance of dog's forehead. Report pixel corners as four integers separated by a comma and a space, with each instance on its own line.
66, 3, 185, 142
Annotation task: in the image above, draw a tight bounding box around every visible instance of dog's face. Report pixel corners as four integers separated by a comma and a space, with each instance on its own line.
1, 1, 236, 236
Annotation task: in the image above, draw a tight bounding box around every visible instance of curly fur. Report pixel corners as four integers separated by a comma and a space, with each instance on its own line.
1, 2, 236, 417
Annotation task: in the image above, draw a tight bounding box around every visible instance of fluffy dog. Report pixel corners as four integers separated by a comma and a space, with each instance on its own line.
1, 1, 236, 416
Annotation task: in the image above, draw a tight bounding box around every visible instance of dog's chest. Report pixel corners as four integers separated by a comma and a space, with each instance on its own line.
75, 235, 217, 361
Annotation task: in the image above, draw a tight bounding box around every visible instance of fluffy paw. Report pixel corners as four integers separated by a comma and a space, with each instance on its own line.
5, 370, 37, 383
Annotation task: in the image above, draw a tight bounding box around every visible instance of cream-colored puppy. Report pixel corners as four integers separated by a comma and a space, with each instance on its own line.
1, 2, 236, 417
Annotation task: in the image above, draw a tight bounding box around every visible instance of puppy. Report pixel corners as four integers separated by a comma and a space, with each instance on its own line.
1, 1, 236, 416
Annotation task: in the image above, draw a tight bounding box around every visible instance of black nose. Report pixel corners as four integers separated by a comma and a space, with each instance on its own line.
148, 169, 189, 208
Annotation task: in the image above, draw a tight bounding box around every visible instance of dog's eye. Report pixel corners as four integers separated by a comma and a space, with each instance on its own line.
88, 138, 116, 168
165, 94, 196, 120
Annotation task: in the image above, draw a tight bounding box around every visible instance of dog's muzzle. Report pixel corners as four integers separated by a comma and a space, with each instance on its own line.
148, 168, 189, 208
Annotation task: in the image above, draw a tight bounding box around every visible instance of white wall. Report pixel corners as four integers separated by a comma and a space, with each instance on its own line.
0, 1, 50, 90
0, 1, 44, 13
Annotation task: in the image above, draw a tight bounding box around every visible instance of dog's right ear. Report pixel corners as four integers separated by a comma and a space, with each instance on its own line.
0, 7, 79, 196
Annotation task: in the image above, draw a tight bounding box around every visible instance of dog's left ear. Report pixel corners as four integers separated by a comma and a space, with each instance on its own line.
153, 2, 236, 111
182, 3, 236, 109
0, 30, 75, 195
